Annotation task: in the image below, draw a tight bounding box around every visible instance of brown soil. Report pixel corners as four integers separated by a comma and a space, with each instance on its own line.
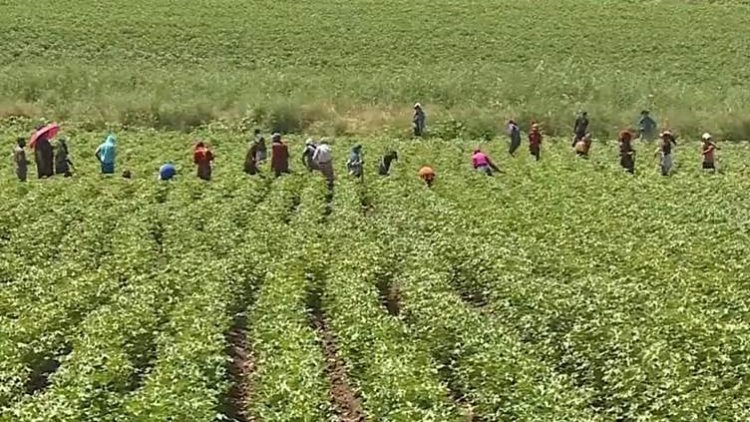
311, 312, 366, 422
226, 314, 254, 422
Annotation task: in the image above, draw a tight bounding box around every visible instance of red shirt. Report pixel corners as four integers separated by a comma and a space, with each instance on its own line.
193, 147, 213, 165
271, 142, 289, 171
529, 131, 542, 146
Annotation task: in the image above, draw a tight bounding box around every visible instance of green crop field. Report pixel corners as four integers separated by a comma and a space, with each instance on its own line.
2, 0, 750, 421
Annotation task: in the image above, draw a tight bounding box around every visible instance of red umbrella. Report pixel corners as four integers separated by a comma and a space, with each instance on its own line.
29, 123, 60, 149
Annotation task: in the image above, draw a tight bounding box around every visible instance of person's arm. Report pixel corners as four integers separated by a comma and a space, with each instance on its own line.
95, 147, 102, 163
488, 158, 500, 172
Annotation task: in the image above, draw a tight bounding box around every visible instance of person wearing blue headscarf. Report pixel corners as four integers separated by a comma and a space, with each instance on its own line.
159, 162, 176, 181
95, 134, 117, 174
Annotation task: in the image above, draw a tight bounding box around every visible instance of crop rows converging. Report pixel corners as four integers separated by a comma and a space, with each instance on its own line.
1, 135, 750, 421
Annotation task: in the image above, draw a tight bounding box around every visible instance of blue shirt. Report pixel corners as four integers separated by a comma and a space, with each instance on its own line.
96, 135, 117, 164
159, 163, 176, 180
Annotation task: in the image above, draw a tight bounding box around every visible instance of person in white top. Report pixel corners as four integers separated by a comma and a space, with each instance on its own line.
312, 139, 334, 187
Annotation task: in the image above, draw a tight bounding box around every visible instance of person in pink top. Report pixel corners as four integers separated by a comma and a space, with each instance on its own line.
471, 149, 500, 176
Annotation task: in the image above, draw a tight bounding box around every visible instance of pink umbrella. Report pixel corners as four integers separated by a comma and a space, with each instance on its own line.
29, 123, 60, 149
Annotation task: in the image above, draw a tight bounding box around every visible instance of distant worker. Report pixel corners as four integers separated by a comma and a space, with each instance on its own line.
529, 123, 543, 161
13, 138, 28, 182
270, 133, 290, 177
254, 129, 267, 163
655, 131, 677, 176
159, 162, 176, 181
573, 111, 589, 146
701, 133, 718, 172
122, 170, 132, 179
312, 138, 334, 187
95, 134, 117, 175
574, 133, 593, 158
54, 138, 73, 177
347, 144, 364, 178
378, 150, 398, 176
507, 120, 522, 156
301, 138, 319, 172
413, 103, 426, 137
418, 166, 435, 188
638, 110, 657, 141
193, 141, 214, 181
471, 149, 500, 176
33, 132, 54, 179
244, 137, 261, 175
619, 130, 636, 174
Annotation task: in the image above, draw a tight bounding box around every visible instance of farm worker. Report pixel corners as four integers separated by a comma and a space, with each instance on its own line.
574, 133, 593, 158
54, 138, 73, 177
312, 139, 334, 187
418, 166, 435, 188
701, 133, 718, 172
254, 129, 267, 163
95, 134, 117, 175
122, 170, 132, 179
508, 120, 522, 156
158, 162, 176, 181
244, 138, 261, 175
413, 103, 426, 137
270, 133, 290, 177
347, 144, 364, 178
528, 123, 543, 161
193, 141, 214, 181
13, 138, 29, 182
471, 149, 500, 176
33, 133, 54, 179
573, 111, 589, 145
655, 131, 677, 176
619, 130, 636, 174
301, 138, 319, 171
378, 150, 398, 176
638, 110, 657, 141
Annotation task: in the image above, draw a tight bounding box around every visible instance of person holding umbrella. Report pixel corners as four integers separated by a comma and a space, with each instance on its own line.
54, 138, 73, 177
29, 123, 58, 179
13, 137, 29, 182
95, 134, 117, 175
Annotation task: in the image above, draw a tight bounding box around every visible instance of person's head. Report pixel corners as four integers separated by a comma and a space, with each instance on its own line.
619, 130, 633, 142
16, 137, 26, 148
254, 128, 261, 136
641, 110, 650, 116
106, 134, 116, 144
320, 138, 330, 145
305, 138, 314, 146
353, 144, 362, 152
581, 111, 587, 117
531, 123, 540, 132
386, 150, 398, 160
122, 170, 132, 179
195, 140, 206, 149
473, 148, 482, 155
59, 138, 67, 146
414, 102, 422, 110
508, 119, 516, 125
272, 133, 281, 143
702, 132, 712, 143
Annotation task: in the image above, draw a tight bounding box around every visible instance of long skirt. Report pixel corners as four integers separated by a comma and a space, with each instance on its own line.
660, 154, 673, 176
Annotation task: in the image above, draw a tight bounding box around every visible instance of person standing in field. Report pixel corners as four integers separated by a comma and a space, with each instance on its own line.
270, 133, 290, 177
574, 133, 593, 158
419, 166, 435, 188
655, 131, 677, 176
158, 162, 177, 181
638, 110, 657, 141
33, 133, 54, 179
528, 123, 543, 161
508, 120, 522, 156
193, 141, 214, 181
254, 129, 267, 163
413, 103, 426, 137
13, 138, 29, 182
572, 111, 589, 146
312, 138, 334, 188
244, 137, 261, 175
54, 138, 73, 177
347, 144, 364, 178
471, 148, 500, 176
701, 133, 718, 172
95, 134, 117, 175
378, 150, 398, 176
301, 138, 319, 172
619, 130, 636, 174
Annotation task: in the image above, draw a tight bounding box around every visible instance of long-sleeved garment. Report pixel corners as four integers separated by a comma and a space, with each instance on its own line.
54, 140, 72, 177
574, 116, 589, 139
302, 144, 318, 171
346, 148, 363, 178
413, 109, 426, 137
193, 146, 214, 181
471, 151, 499, 175
529, 130, 543, 161
313, 144, 334, 185
14, 146, 28, 181
508, 123, 522, 155
95, 135, 117, 174
245, 142, 260, 175
34, 138, 54, 178
271, 141, 290, 176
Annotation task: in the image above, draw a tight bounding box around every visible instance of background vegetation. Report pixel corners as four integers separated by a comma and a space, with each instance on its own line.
1, 0, 750, 138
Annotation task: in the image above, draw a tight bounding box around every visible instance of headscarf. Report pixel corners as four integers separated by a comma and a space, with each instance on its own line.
272, 133, 282, 143
619, 130, 633, 142
105, 134, 116, 145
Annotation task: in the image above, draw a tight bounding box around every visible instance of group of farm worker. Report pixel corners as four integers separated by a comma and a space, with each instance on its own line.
503, 110, 720, 175
12, 106, 721, 184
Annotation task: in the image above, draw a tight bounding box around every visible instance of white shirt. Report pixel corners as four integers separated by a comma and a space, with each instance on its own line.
313, 144, 332, 164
